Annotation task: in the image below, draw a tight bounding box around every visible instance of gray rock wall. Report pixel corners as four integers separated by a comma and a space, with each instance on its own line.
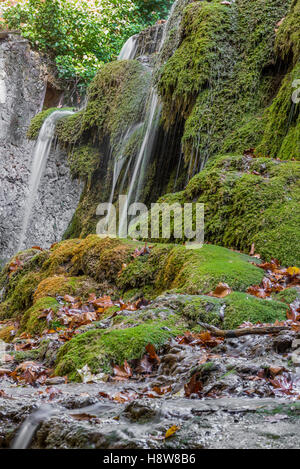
0, 35, 82, 261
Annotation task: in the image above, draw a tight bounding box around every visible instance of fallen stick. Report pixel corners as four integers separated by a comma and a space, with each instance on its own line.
197, 322, 290, 339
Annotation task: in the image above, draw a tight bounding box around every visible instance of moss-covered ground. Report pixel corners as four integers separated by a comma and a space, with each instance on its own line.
0, 235, 291, 379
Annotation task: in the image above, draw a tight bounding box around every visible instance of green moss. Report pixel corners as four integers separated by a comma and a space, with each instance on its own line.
275, 0, 300, 64
221, 115, 265, 155
33, 275, 96, 302
2, 272, 41, 318
56, 61, 150, 152
272, 287, 299, 305
223, 292, 287, 329
70, 235, 133, 284
53, 287, 288, 379
55, 111, 85, 146
68, 145, 101, 182
119, 243, 263, 295
55, 319, 183, 379
20, 297, 59, 335
0, 249, 51, 320
62, 178, 105, 239
13, 349, 40, 363
158, 0, 290, 166
257, 62, 300, 160
158, 244, 264, 294
42, 239, 83, 276
179, 295, 223, 327
117, 245, 169, 294
159, 155, 300, 266
0, 324, 16, 342
27, 107, 73, 140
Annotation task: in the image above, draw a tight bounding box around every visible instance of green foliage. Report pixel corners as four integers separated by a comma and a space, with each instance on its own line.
1, 0, 166, 89
135, 0, 173, 22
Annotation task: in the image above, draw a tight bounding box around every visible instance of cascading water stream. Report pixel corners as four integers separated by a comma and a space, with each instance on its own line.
119, 90, 161, 237
12, 405, 58, 449
105, 1, 184, 237
18, 110, 74, 251
118, 35, 138, 60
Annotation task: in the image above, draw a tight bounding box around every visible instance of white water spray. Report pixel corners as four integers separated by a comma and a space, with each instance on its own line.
119, 90, 161, 237
107, 2, 183, 237
18, 110, 74, 251
118, 35, 138, 60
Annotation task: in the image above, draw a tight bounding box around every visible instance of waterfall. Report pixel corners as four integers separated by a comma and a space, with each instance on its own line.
119, 90, 161, 237
118, 35, 138, 60
18, 110, 74, 251
106, 1, 185, 238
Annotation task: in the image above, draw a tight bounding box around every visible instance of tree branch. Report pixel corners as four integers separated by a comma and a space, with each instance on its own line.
197, 322, 290, 339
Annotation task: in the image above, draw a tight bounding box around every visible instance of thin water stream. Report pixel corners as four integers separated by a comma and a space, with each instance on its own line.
18, 110, 74, 251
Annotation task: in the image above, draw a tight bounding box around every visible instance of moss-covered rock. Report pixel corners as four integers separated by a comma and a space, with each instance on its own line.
27, 107, 73, 140
257, 0, 300, 161
272, 287, 300, 305
158, 0, 291, 167
117, 242, 264, 296
0, 323, 16, 342
69, 235, 133, 284
257, 61, 300, 160
53, 288, 288, 379
223, 292, 287, 329
68, 145, 101, 182
33, 275, 98, 303
56, 60, 151, 153
275, 0, 300, 64
157, 155, 300, 266
0, 248, 50, 319
20, 297, 60, 335
55, 319, 184, 379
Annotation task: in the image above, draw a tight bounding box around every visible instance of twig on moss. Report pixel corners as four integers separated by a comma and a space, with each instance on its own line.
197, 322, 290, 338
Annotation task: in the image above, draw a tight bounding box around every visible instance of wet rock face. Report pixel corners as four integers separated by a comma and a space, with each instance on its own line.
0, 35, 82, 260
133, 23, 164, 64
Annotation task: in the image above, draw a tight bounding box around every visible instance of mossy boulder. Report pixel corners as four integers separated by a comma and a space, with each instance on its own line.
272, 287, 300, 305
257, 61, 300, 160
55, 60, 151, 152
0, 248, 50, 320
68, 145, 101, 182
55, 319, 184, 379
20, 297, 60, 335
0, 324, 16, 342
54, 289, 288, 379
157, 155, 300, 266
223, 292, 287, 329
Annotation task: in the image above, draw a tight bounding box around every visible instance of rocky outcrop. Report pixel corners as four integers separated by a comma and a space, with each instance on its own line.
0, 34, 82, 261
